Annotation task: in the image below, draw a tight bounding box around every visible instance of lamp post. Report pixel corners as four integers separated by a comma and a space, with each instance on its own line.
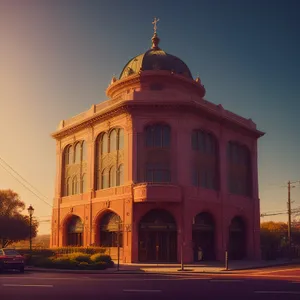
27, 205, 34, 252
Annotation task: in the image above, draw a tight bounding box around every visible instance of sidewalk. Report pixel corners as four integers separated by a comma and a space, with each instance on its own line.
25, 259, 300, 275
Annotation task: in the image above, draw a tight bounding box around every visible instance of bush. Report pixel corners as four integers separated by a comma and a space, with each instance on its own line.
53, 247, 106, 255
90, 254, 114, 268
66, 253, 91, 263
51, 257, 78, 269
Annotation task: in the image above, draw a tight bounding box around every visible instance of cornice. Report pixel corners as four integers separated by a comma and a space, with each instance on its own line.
51, 100, 264, 140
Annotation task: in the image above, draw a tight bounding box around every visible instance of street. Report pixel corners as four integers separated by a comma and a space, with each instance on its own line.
0, 266, 300, 300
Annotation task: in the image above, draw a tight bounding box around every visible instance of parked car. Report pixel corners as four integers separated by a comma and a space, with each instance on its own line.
0, 248, 25, 273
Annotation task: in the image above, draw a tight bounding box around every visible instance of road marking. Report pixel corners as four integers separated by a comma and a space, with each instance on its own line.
0, 276, 89, 280
255, 291, 300, 295
123, 289, 161, 293
2, 284, 53, 288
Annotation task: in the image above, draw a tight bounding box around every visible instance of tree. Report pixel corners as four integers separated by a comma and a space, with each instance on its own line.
0, 189, 38, 248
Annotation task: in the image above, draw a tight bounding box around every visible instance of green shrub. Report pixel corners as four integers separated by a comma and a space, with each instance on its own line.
53, 247, 106, 255
51, 257, 78, 269
90, 254, 114, 268
66, 253, 91, 263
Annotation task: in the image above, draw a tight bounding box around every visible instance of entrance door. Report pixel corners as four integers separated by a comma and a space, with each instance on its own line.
139, 231, 177, 262
192, 212, 216, 261
138, 209, 177, 262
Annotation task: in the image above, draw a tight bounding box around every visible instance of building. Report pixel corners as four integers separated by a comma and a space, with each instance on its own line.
50, 25, 264, 263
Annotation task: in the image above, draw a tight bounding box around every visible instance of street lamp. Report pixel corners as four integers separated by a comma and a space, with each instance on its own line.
27, 205, 34, 252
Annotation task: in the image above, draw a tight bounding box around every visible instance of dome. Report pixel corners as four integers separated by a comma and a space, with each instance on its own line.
119, 33, 193, 80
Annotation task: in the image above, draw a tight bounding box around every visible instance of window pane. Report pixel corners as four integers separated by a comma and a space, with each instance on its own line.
146, 169, 153, 182
153, 125, 162, 147
110, 166, 116, 187
72, 177, 78, 194
102, 170, 109, 189
117, 164, 124, 186
101, 134, 108, 154
82, 141, 87, 161
81, 174, 87, 193
198, 132, 205, 152
118, 128, 124, 150
74, 143, 81, 164
67, 146, 73, 165
162, 126, 171, 148
109, 130, 117, 152
145, 126, 153, 147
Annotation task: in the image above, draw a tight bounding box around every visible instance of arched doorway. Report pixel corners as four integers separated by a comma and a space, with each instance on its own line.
138, 209, 177, 262
229, 216, 246, 260
65, 215, 83, 246
99, 212, 122, 247
192, 212, 215, 261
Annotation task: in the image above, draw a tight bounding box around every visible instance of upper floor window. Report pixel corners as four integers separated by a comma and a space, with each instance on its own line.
145, 124, 171, 148
227, 141, 252, 196
62, 140, 87, 196
146, 163, 171, 183
110, 130, 117, 152
192, 130, 216, 154
101, 133, 108, 154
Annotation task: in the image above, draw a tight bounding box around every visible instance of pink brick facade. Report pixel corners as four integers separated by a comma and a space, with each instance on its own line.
50, 34, 264, 263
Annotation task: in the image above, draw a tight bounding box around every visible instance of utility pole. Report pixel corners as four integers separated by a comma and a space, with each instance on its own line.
287, 180, 292, 258
286, 180, 300, 259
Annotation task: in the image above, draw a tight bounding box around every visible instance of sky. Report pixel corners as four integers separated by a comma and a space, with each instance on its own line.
0, 0, 299, 235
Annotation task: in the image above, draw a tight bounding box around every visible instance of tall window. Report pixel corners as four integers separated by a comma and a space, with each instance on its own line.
62, 141, 87, 196
96, 128, 125, 190
101, 133, 108, 154
74, 143, 81, 163
145, 124, 171, 148
81, 174, 87, 193
109, 130, 117, 152
101, 168, 109, 189
118, 128, 124, 150
227, 141, 251, 196
109, 166, 116, 187
72, 176, 78, 195
66, 216, 83, 247
191, 130, 218, 190
117, 164, 124, 186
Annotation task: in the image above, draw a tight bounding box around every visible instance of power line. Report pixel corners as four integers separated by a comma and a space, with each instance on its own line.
0, 156, 52, 207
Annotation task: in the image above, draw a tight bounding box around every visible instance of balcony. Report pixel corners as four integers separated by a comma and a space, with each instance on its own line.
133, 183, 182, 203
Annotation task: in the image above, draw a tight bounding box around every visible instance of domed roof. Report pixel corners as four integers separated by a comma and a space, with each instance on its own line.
119, 33, 193, 80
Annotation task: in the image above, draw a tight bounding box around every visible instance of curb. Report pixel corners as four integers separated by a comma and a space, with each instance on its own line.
25, 261, 300, 275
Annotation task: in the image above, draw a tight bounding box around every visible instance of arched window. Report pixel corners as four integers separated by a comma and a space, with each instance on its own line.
118, 128, 124, 150
101, 169, 109, 189
101, 133, 108, 154
72, 176, 78, 195
99, 212, 122, 247
81, 174, 87, 193
82, 141, 87, 161
74, 143, 81, 164
117, 164, 124, 186
66, 215, 83, 246
145, 124, 171, 148
65, 178, 71, 196
109, 130, 117, 152
109, 166, 116, 187
64, 145, 73, 165
191, 130, 215, 154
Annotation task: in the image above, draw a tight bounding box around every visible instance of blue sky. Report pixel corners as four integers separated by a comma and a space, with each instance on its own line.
0, 0, 299, 234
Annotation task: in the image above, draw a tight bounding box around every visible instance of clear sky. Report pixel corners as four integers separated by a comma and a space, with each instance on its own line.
0, 0, 299, 234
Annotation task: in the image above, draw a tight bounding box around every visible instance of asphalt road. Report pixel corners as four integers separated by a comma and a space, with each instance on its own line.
0, 270, 300, 300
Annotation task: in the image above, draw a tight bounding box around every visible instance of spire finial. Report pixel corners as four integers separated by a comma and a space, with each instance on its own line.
152, 17, 159, 34
151, 17, 160, 49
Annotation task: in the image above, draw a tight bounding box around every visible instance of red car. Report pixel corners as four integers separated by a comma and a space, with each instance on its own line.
0, 248, 25, 273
